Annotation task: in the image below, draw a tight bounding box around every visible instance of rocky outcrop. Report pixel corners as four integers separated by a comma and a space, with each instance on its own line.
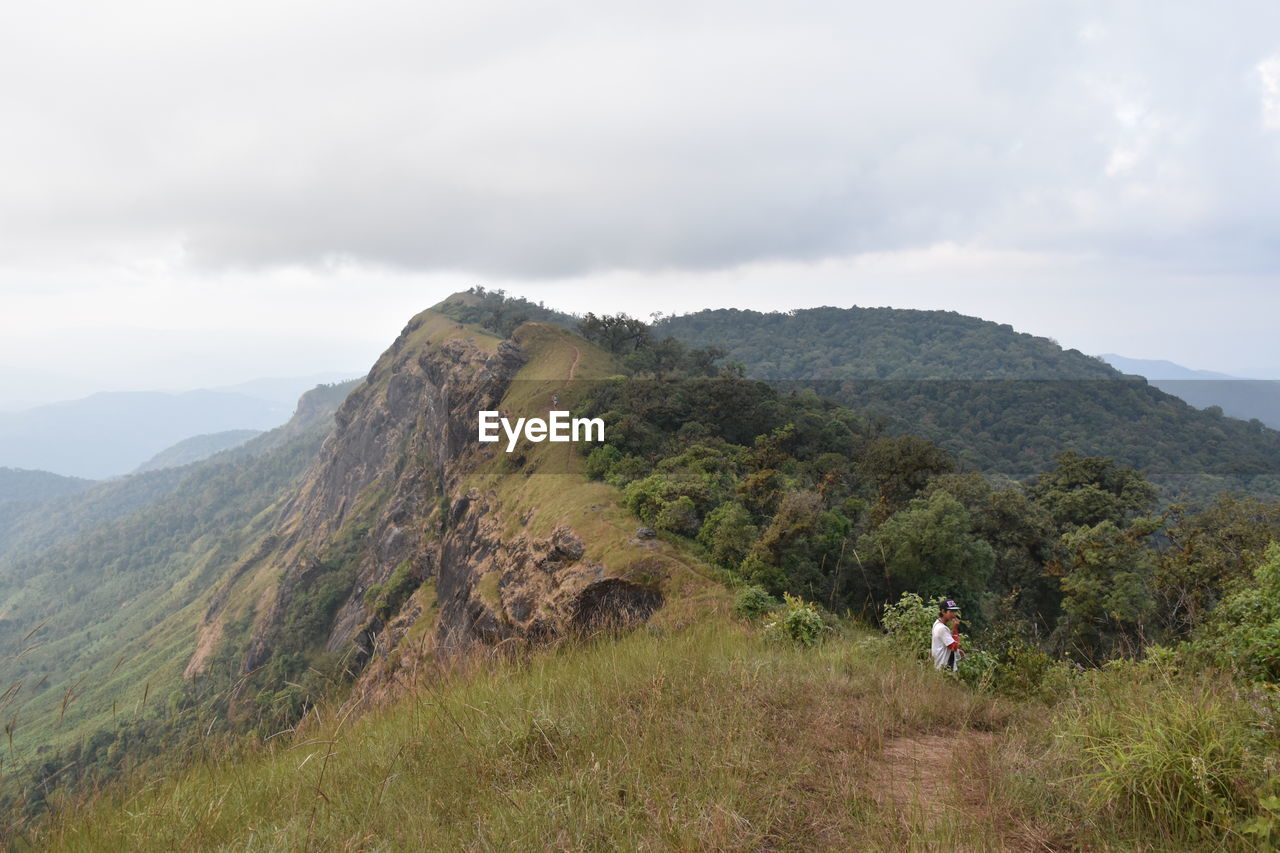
198, 312, 664, 695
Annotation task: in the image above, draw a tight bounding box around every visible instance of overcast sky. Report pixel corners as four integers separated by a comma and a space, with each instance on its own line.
3, 1, 1280, 407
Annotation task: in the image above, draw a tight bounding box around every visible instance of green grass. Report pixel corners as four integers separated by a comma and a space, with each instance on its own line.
25, 611, 1280, 851
35, 612, 1017, 851
1002, 659, 1280, 849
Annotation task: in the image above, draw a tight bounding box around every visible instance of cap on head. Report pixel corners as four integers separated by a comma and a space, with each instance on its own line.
941, 599, 960, 612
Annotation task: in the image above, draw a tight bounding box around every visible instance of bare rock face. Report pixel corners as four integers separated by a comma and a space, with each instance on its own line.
433, 509, 658, 649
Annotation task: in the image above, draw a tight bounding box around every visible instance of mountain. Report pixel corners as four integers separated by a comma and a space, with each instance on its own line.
0, 467, 91, 504
1099, 354, 1236, 380
10, 297, 1280, 849
133, 429, 263, 473
209, 372, 364, 405
0, 312, 693, 818
0, 381, 356, 796
1101, 354, 1280, 431
656, 307, 1280, 500
0, 390, 292, 479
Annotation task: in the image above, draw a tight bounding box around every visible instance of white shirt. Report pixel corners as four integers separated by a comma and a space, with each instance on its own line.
931, 619, 956, 670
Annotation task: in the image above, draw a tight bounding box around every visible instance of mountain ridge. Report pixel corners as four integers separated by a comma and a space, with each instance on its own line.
655, 305, 1280, 498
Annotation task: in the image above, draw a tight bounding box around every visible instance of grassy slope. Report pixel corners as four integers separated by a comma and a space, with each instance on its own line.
469, 321, 724, 612
40, 617, 1270, 851
40, 614, 1029, 852
0, 442, 315, 762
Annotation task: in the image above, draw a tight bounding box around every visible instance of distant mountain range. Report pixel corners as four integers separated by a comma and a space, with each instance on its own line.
1101, 354, 1280, 430
0, 373, 360, 479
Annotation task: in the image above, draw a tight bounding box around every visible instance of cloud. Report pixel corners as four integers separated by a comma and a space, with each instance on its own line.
2, 1, 1279, 279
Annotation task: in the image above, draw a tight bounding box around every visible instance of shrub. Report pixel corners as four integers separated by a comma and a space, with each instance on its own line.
881, 591, 936, 660
584, 445, 622, 481
656, 495, 699, 536
1190, 542, 1280, 682
956, 649, 999, 690
732, 585, 779, 620
364, 561, 422, 621
957, 639, 1075, 700
763, 593, 827, 647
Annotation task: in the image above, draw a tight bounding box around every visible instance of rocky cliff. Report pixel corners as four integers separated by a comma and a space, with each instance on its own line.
187, 309, 696, 708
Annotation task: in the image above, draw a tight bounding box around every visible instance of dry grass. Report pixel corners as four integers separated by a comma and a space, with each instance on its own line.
35, 615, 1021, 851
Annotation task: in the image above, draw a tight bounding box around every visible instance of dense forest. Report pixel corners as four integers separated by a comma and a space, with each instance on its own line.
436, 294, 1280, 670
570, 332, 1280, 667
0, 469, 92, 549
655, 307, 1280, 498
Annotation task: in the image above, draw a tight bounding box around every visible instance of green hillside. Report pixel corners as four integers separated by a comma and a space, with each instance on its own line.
656, 307, 1280, 498
35, 610, 1280, 851
0, 382, 356, 819
0, 469, 92, 552
132, 429, 262, 473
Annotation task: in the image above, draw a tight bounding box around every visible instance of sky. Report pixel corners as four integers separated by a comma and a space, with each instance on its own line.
3, 1, 1280, 408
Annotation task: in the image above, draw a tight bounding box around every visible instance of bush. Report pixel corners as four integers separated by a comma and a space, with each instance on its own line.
656, 495, 699, 536
364, 560, 422, 621
763, 593, 827, 647
957, 639, 1075, 700
584, 445, 622, 481
881, 592, 936, 660
956, 649, 999, 689
732, 585, 779, 620
1190, 542, 1280, 682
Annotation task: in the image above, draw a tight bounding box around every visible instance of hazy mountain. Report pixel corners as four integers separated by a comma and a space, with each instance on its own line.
209, 372, 363, 405
133, 429, 264, 473
0, 390, 291, 479
0, 467, 93, 549
1101, 354, 1280, 430
1100, 354, 1237, 380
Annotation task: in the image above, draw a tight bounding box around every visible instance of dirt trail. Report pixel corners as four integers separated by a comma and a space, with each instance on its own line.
877, 730, 1046, 852
567, 343, 581, 381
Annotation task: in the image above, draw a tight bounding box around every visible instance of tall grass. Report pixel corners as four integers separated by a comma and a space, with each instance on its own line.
34, 614, 1012, 851
31, 611, 1279, 851
991, 657, 1280, 850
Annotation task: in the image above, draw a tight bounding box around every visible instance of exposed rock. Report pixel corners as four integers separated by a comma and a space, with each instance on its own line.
571, 578, 663, 632
551, 525, 586, 563
198, 313, 667, 707
636, 526, 657, 540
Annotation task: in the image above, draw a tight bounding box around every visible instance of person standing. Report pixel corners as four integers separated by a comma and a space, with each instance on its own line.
931, 599, 961, 670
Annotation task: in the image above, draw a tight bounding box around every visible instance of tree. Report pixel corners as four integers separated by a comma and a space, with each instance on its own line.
1054, 519, 1156, 662
577, 313, 651, 354
741, 491, 851, 601
697, 502, 758, 569
1153, 495, 1280, 638
857, 490, 995, 613
857, 435, 955, 523
1030, 451, 1156, 531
